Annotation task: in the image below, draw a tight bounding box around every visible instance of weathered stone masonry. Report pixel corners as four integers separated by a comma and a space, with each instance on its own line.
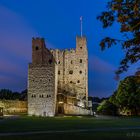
28, 36, 92, 117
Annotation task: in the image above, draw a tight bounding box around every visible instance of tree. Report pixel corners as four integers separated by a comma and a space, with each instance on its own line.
115, 76, 140, 115
20, 89, 27, 101
97, 0, 140, 74
0, 89, 27, 100
97, 100, 118, 115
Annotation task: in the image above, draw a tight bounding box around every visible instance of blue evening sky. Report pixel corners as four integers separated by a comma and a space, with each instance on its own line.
0, 0, 138, 97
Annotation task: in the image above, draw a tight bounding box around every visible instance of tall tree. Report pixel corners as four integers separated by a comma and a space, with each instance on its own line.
97, 0, 140, 74
113, 76, 140, 115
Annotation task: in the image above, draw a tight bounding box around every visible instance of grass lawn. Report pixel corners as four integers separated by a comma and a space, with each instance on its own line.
0, 116, 140, 140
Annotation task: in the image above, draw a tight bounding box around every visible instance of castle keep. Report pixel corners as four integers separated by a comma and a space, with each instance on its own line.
28, 36, 92, 116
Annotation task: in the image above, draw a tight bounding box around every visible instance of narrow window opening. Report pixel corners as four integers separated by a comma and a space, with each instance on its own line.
69, 70, 73, 74
77, 80, 80, 83
58, 70, 60, 75
79, 71, 82, 74
49, 59, 52, 64
35, 46, 39, 50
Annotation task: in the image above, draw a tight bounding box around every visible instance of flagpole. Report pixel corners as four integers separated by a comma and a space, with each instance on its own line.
80, 16, 83, 37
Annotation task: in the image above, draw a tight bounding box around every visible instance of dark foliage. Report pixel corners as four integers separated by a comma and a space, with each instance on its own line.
97, 0, 140, 74
109, 75, 140, 115
0, 89, 27, 101
97, 100, 118, 115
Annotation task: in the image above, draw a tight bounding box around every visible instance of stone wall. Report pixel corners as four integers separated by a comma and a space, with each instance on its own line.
28, 36, 89, 116
28, 38, 57, 117
0, 100, 27, 115
64, 104, 92, 115
52, 36, 88, 101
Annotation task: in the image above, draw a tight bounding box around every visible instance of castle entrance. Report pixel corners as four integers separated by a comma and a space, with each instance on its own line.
43, 111, 46, 116
57, 93, 65, 115
0, 107, 3, 116
58, 106, 64, 114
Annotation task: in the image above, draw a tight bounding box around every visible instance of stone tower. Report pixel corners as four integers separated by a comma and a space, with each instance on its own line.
75, 36, 88, 100
28, 38, 57, 117
28, 36, 91, 116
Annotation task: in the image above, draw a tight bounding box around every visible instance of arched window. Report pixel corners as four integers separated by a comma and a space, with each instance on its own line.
35, 46, 39, 50
80, 59, 82, 63
80, 46, 82, 49
79, 70, 82, 74
69, 70, 73, 74
77, 80, 80, 83
70, 81, 72, 83
71, 60, 73, 64
58, 70, 60, 75
49, 59, 52, 64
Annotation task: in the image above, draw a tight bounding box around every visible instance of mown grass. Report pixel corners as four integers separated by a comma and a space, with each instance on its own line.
0, 116, 140, 140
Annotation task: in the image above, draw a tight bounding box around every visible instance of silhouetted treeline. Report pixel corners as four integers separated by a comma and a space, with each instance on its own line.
0, 89, 27, 101
88, 96, 109, 103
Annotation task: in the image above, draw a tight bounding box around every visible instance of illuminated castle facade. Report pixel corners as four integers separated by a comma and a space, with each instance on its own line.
27, 36, 92, 116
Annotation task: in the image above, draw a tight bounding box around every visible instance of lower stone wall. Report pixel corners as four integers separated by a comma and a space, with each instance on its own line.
0, 100, 27, 115
64, 103, 92, 115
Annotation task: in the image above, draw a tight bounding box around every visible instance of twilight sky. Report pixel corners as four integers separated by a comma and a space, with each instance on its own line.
0, 0, 138, 97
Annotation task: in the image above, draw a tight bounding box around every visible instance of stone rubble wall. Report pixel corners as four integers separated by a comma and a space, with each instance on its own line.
28, 65, 56, 117
64, 103, 92, 115
0, 100, 27, 115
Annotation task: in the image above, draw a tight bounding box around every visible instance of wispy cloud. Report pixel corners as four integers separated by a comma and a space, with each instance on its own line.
89, 55, 116, 73
0, 5, 38, 90
0, 5, 39, 61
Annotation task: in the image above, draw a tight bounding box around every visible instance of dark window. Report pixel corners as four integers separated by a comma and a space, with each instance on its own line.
35, 46, 39, 50
80, 59, 82, 63
58, 70, 60, 75
80, 46, 82, 49
39, 95, 42, 98
49, 59, 52, 64
69, 70, 73, 74
71, 60, 73, 64
79, 70, 82, 74
32, 95, 36, 98
77, 80, 80, 83
70, 81, 72, 83
49, 79, 50, 82
58, 61, 60, 64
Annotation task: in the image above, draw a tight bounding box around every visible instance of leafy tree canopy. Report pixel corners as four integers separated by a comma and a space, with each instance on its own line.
97, 0, 140, 74
0, 89, 27, 101
110, 76, 140, 115
97, 100, 118, 115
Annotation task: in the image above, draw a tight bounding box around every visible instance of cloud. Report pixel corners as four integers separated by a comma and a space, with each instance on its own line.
0, 5, 38, 91
89, 55, 116, 74
88, 55, 118, 97
0, 5, 39, 61
0, 5, 57, 91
